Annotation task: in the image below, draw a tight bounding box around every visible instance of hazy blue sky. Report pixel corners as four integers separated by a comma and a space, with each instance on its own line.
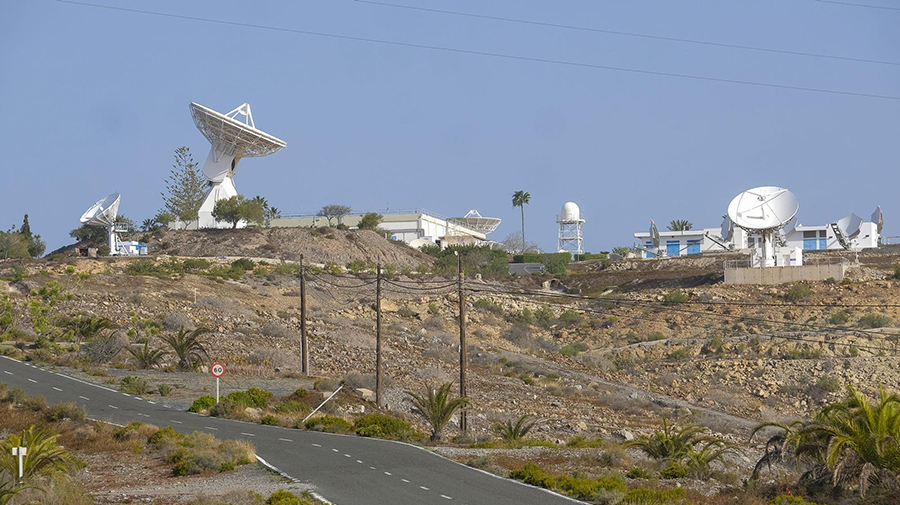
1, 0, 897, 253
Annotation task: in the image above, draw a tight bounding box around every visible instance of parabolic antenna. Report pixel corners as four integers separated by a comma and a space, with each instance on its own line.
79, 193, 121, 255
835, 213, 863, 239
719, 215, 734, 242
80, 193, 120, 227
727, 186, 799, 233
872, 205, 883, 234
650, 220, 660, 249
449, 210, 502, 234
191, 102, 287, 229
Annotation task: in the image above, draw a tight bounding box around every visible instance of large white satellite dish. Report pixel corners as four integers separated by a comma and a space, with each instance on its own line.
191, 102, 287, 229
720, 215, 734, 242
449, 210, 502, 234
872, 205, 883, 235
79, 193, 122, 255
832, 212, 863, 250
727, 186, 798, 268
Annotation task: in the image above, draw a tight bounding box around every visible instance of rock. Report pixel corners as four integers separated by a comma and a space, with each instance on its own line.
356, 388, 376, 402
574, 421, 588, 432
550, 400, 562, 407
616, 429, 634, 441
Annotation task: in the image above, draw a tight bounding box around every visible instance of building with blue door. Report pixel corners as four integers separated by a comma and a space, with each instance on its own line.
633, 227, 743, 259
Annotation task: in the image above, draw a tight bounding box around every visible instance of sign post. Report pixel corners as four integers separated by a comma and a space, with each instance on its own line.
11, 446, 26, 482
210, 363, 225, 403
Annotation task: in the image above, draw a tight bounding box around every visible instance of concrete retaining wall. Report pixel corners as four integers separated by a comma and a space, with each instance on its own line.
725, 263, 847, 285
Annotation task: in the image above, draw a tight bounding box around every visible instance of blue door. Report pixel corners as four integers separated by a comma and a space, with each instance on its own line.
687, 240, 701, 255
803, 238, 817, 250
819, 238, 827, 250
645, 241, 655, 258
666, 240, 680, 257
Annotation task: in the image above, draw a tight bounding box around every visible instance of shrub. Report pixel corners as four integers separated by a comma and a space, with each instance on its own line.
158, 384, 172, 396
44, 402, 87, 422
152, 429, 254, 477
785, 284, 812, 302
493, 414, 536, 441
557, 310, 583, 327
354, 414, 417, 440
266, 490, 312, 505
509, 463, 626, 500
625, 467, 653, 479
182, 258, 211, 272
659, 460, 689, 479
260, 415, 280, 426
189, 395, 217, 413
273, 400, 311, 415
895, 264, 900, 280
24, 395, 47, 411
815, 375, 841, 393
768, 496, 823, 505
560, 342, 589, 358
622, 487, 686, 504
303, 415, 353, 433
226, 387, 274, 410
120, 376, 150, 395
858, 313, 892, 329
829, 310, 849, 325
662, 290, 689, 305
231, 258, 256, 271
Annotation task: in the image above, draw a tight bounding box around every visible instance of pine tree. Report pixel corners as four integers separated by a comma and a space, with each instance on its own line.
161, 146, 206, 227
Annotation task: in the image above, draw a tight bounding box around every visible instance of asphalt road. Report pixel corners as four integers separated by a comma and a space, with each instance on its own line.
0, 356, 581, 505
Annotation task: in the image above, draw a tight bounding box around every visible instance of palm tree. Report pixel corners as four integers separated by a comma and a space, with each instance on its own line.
407, 382, 469, 442
511, 191, 531, 254
667, 220, 693, 231
0, 481, 33, 505
493, 414, 536, 442
625, 419, 713, 460
126, 341, 167, 369
160, 326, 209, 372
0, 427, 82, 482
66, 315, 114, 340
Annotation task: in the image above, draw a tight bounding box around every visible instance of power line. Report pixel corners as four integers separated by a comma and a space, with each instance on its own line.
353, 0, 900, 67
51, 0, 900, 102
813, 0, 900, 12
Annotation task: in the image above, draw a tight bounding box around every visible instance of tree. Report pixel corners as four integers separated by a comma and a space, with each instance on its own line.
317, 204, 352, 227
611, 246, 632, 257
667, 220, 693, 231
127, 341, 167, 369
0, 231, 29, 260
116, 215, 136, 233
244, 196, 268, 227
160, 326, 209, 371
357, 212, 383, 231
264, 206, 281, 228
0, 426, 82, 482
161, 146, 206, 228
500, 231, 541, 254
512, 191, 531, 254
406, 382, 469, 441
212, 196, 245, 229
493, 414, 537, 442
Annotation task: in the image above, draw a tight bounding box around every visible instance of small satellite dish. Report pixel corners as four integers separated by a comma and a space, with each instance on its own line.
191, 102, 287, 228
872, 205, 883, 234
408, 238, 435, 250
80, 193, 122, 256
719, 215, 734, 242
836, 213, 863, 239
650, 220, 660, 249
727, 186, 799, 232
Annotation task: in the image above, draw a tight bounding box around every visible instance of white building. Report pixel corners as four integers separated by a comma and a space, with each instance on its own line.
633, 228, 749, 258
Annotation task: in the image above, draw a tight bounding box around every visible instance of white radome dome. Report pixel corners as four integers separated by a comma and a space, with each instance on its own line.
561, 202, 581, 222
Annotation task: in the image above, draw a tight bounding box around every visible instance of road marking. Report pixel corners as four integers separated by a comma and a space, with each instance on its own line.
401, 478, 410, 483
27, 379, 36, 383
312, 443, 321, 447
344, 454, 351, 458
420, 486, 429, 491
3, 371, 11, 375
204, 427, 218, 431
79, 396, 90, 401
241, 432, 256, 437
170, 420, 183, 424
331, 449, 339, 452
370, 466, 376, 470
384, 471, 392, 476
356, 460, 363, 464
146, 401, 156, 405
441, 495, 452, 500
108, 405, 119, 409
52, 387, 62, 392
122, 393, 131, 397
279, 438, 293, 442
138, 413, 149, 417
135, 397, 144, 401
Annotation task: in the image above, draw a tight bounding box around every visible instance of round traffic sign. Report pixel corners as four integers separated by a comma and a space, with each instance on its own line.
210, 363, 225, 378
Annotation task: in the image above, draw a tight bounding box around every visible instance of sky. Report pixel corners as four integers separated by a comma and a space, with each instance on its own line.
1, 0, 898, 254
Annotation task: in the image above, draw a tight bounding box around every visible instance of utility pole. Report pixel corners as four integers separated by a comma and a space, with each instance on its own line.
300, 254, 309, 376
457, 253, 467, 433
375, 263, 383, 407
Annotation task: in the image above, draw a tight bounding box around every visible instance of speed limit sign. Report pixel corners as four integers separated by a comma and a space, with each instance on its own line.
210, 363, 225, 378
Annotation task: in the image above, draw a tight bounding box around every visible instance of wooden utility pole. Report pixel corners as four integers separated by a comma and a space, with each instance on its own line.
457, 253, 468, 432
375, 263, 383, 407
300, 254, 309, 376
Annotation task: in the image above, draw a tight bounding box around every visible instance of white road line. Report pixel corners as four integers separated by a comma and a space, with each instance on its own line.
344, 454, 351, 458
312, 443, 321, 447
79, 396, 90, 401
401, 478, 410, 483
241, 432, 256, 437
27, 379, 36, 383
441, 495, 452, 500
146, 401, 156, 404
384, 471, 392, 476
356, 460, 363, 464
170, 420, 183, 424
52, 387, 62, 392
420, 486, 429, 491
204, 427, 218, 431
331, 449, 339, 452
108, 405, 119, 409
135, 397, 144, 401
370, 466, 376, 470
279, 438, 293, 442
122, 393, 131, 397
3, 371, 11, 375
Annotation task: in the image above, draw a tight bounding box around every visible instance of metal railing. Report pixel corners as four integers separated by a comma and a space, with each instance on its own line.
724, 256, 850, 270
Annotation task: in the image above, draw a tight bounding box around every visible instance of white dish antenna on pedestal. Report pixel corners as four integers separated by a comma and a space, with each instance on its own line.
727, 186, 798, 268
80, 193, 122, 255
831, 213, 863, 250
190, 102, 287, 229
872, 205, 884, 235
450, 210, 502, 234
650, 220, 660, 249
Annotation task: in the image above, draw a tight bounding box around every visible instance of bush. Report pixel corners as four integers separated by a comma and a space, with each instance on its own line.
260, 415, 280, 426
622, 487, 686, 504
557, 310, 583, 327
662, 290, 689, 305
266, 490, 313, 505
226, 387, 274, 410
354, 414, 417, 440
120, 376, 150, 395
24, 395, 47, 411
181, 258, 211, 272
858, 313, 892, 329
303, 415, 353, 433
815, 375, 841, 393
189, 395, 217, 413
769, 496, 824, 505
45, 402, 87, 422
829, 310, 849, 325
509, 463, 625, 500
158, 384, 172, 396
560, 342, 589, 358
152, 429, 255, 477
273, 400, 311, 415
785, 284, 812, 302
659, 460, 689, 479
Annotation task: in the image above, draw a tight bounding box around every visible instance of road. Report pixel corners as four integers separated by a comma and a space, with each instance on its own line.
0, 356, 580, 505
